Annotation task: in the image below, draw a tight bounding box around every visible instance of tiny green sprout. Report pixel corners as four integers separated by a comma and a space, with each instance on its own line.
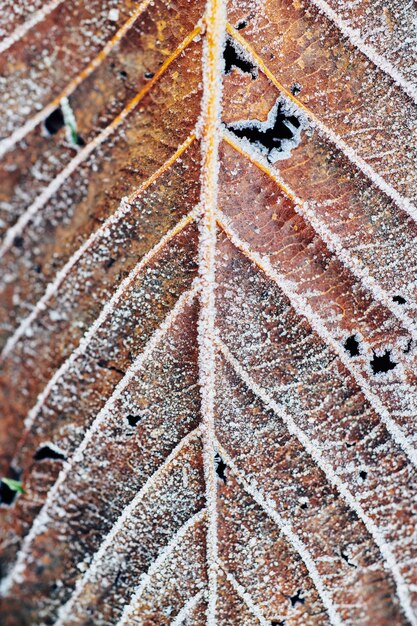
1, 477, 25, 494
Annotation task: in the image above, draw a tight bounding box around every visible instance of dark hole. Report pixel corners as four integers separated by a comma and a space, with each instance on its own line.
119, 70, 128, 79
105, 257, 116, 269
404, 339, 412, 354
236, 19, 247, 30
34, 263, 42, 273
226, 100, 301, 162
300, 501, 308, 510
359, 470, 367, 480
271, 621, 285, 626
214, 453, 227, 483
33, 445, 66, 462
345, 441, 356, 448
370, 350, 397, 374
144, 71, 154, 80
344, 334, 360, 357
44, 107, 65, 135
97, 359, 125, 376
126, 414, 142, 427
289, 589, 305, 607
340, 546, 357, 568
13, 235, 24, 248
0, 467, 22, 506
223, 36, 257, 78
291, 82, 302, 96
75, 134, 85, 147
393, 295, 406, 304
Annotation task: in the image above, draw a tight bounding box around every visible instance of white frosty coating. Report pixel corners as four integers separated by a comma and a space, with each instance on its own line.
0, 285, 199, 596
222, 130, 417, 342
226, 29, 417, 226
0, 0, 155, 159
197, 0, 226, 623
0, 0, 64, 55
53, 428, 202, 626
10, 204, 199, 446
216, 442, 343, 626
217, 210, 417, 468
115, 510, 206, 626
0, 134, 197, 363
226, 95, 308, 162
216, 340, 417, 626
307, 0, 417, 105
217, 561, 270, 625
170, 590, 206, 626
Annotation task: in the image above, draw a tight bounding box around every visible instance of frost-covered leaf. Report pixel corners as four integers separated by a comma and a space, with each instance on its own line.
0, 0, 417, 625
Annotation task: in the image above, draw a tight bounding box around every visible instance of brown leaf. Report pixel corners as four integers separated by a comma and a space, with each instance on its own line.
0, 0, 417, 624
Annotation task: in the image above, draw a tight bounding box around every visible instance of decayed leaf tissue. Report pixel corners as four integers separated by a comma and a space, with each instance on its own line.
0, 0, 416, 624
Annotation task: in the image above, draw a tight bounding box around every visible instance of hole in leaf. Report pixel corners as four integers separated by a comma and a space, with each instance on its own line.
44, 107, 65, 135
144, 70, 154, 80
393, 295, 406, 304
105, 257, 116, 269
236, 19, 247, 30
289, 589, 305, 607
97, 359, 125, 376
119, 70, 128, 79
33, 445, 66, 462
126, 414, 142, 427
370, 350, 397, 374
214, 453, 227, 483
345, 440, 356, 448
13, 235, 24, 249
340, 546, 357, 568
359, 470, 367, 480
226, 98, 302, 162
404, 339, 412, 354
344, 334, 360, 357
291, 82, 302, 96
223, 36, 257, 78
0, 468, 23, 506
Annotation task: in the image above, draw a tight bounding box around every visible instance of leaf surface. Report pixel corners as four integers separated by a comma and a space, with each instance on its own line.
0, 1, 417, 625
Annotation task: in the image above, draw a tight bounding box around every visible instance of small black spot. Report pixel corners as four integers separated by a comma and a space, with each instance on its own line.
345, 440, 356, 448
33, 445, 66, 462
340, 546, 357, 568
223, 36, 257, 78
359, 470, 367, 480
289, 589, 305, 607
393, 295, 406, 305
97, 359, 125, 376
404, 339, 412, 354
226, 99, 301, 162
236, 19, 247, 30
75, 134, 85, 147
271, 621, 285, 626
13, 235, 24, 248
144, 70, 154, 80
126, 414, 142, 427
300, 501, 308, 510
105, 257, 116, 269
370, 350, 397, 374
44, 107, 65, 135
344, 334, 360, 357
214, 453, 227, 483
34, 263, 42, 273
291, 82, 302, 96
119, 70, 128, 79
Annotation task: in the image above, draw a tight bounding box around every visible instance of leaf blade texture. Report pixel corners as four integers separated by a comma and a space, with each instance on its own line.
0, 0, 417, 624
